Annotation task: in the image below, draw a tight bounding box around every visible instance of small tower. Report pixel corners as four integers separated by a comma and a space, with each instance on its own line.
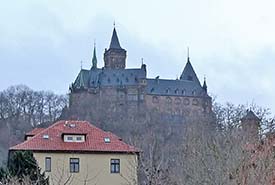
91, 43, 97, 69
241, 110, 260, 141
104, 26, 127, 69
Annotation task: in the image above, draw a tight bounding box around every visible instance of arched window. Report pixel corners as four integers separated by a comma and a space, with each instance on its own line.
175, 98, 181, 105
182, 89, 186, 95
192, 98, 199, 106
152, 96, 159, 103
166, 97, 172, 104
183, 98, 190, 105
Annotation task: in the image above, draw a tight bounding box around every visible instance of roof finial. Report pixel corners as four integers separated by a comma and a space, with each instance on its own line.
141, 58, 144, 65
113, 21, 116, 28
187, 47, 190, 62
80, 61, 83, 70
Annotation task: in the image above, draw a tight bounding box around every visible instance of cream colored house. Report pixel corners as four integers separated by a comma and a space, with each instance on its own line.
10, 120, 139, 185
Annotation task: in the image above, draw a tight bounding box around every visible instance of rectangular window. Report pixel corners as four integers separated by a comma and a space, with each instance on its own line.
67, 136, 73, 141
110, 159, 120, 173
45, 157, 51, 172
70, 158, 79, 173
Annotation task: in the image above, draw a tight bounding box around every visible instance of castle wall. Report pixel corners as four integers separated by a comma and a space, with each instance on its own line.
69, 86, 211, 125
69, 85, 146, 122
145, 94, 212, 117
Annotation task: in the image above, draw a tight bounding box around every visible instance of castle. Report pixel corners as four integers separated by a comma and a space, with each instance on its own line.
69, 27, 212, 123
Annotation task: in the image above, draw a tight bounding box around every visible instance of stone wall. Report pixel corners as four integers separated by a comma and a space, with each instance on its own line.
68, 86, 212, 126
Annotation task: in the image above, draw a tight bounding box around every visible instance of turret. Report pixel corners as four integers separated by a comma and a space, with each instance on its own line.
104, 27, 127, 69
241, 110, 260, 141
91, 43, 97, 69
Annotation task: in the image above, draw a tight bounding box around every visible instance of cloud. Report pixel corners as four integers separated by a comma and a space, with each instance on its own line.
0, 0, 274, 114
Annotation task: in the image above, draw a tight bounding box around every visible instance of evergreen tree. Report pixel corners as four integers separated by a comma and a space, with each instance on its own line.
0, 151, 48, 184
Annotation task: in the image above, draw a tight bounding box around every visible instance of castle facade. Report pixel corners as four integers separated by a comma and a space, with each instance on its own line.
69, 27, 212, 123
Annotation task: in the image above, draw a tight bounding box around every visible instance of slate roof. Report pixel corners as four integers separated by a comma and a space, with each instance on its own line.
73, 68, 146, 89
146, 78, 206, 97
10, 120, 139, 153
109, 28, 122, 49
180, 58, 201, 85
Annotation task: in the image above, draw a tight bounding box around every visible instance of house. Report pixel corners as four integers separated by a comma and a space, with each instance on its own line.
10, 120, 139, 185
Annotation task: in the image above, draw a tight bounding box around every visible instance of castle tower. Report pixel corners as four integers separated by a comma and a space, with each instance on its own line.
241, 110, 260, 141
104, 27, 127, 69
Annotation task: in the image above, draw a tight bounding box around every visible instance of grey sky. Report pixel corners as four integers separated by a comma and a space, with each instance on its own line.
0, 0, 274, 114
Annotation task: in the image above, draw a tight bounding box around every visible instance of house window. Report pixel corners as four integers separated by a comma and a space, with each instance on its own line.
67, 136, 73, 141
76, 136, 83, 141
110, 159, 120, 173
45, 157, 51, 172
70, 158, 79, 173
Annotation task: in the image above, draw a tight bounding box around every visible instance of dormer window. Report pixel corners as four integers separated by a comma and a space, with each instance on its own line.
64, 134, 85, 142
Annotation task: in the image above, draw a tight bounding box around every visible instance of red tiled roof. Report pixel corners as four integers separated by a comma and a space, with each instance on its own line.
10, 120, 139, 153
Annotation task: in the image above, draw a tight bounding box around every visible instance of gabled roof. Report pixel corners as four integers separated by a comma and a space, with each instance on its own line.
109, 27, 122, 49
180, 58, 201, 86
242, 110, 261, 122
72, 68, 146, 90
10, 120, 139, 154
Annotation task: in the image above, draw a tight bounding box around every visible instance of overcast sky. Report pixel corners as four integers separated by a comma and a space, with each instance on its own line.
0, 0, 274, 114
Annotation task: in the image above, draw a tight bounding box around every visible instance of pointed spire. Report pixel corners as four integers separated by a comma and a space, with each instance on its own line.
91, 41, 97, 69
187, 47, 190, 62
203, 76, 207, 92
109, 26, 122, 49
180, 48, 201, 85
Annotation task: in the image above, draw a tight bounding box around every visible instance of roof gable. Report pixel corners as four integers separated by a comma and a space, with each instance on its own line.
180, 59, 201, 86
